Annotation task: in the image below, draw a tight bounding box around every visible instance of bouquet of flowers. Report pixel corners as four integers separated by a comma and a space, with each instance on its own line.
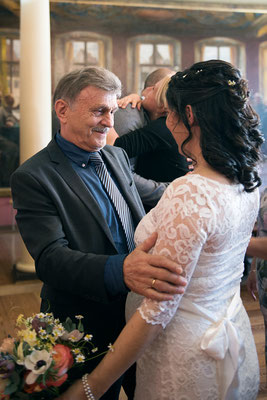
0, 312, 109, 399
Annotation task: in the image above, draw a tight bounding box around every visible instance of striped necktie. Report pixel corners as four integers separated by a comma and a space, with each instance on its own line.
90, 151, 135, 252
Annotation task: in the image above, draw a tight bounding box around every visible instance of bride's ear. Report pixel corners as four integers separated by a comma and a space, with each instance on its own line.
185, 105, 195, 126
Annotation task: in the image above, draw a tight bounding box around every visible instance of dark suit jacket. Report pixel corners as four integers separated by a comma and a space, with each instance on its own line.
11, 139, 145, 354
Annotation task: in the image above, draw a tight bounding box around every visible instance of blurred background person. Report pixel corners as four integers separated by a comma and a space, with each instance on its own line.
247, 187, 267, 387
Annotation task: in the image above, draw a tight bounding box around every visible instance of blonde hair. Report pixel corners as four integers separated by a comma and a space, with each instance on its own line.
155, 74, 174, 109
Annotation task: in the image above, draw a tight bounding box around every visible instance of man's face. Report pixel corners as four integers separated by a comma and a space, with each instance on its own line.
59, 85, 118, 152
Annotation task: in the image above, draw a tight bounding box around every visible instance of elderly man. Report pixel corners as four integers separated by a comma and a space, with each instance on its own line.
11, 67, 186, 400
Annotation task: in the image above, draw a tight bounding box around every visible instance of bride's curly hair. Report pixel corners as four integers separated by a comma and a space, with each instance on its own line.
166, 60, 263, 192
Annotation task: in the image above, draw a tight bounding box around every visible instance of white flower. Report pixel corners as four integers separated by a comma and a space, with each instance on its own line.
75, 315, 84, 320
36, 313, 45, 319
25, 350, 52, 384
76, 354, 85, 363
39, 328, 46, 336
91, 347, 98, 353
108, 343, 114, 352
84, 334, 93, 341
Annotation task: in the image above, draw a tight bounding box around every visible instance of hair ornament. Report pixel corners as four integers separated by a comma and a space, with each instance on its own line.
228, 80, 236, 87
182, 74, 188, 78
195, 69, 203, 74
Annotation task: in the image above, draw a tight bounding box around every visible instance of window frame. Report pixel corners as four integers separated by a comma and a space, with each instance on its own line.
53, 31, 112, 90
0, 29, 20, 106
195, 37, 246, 74
127, 34, 181, 93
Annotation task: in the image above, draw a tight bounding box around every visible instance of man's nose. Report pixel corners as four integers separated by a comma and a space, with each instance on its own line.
101, 112, 114, 127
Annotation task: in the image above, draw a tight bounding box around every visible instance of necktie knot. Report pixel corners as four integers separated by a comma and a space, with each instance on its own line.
90, 152, 103, 166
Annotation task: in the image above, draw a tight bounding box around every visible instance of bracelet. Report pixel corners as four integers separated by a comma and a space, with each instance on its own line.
82, 374, 96, 400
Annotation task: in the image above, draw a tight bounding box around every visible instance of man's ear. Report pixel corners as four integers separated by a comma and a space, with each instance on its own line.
54, 99, 69, 124
185, 105, 195, 126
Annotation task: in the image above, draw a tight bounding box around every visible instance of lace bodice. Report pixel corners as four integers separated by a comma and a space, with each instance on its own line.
126, 174, 259, 399
131, 174, 259, 328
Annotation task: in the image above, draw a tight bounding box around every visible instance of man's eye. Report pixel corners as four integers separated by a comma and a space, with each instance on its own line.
94, 110, 103, 116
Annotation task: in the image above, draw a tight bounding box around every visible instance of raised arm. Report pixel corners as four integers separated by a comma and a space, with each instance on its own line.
114, 117, 173, 158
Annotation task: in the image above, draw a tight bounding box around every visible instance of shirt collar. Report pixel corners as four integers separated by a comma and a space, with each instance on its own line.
56, 132, 98, 167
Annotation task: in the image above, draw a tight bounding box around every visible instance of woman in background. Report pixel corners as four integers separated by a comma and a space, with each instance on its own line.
247, 187, 267, 388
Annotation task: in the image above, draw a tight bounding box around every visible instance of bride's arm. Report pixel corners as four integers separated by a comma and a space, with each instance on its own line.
57, 312, 162, 400
87, 311, 162, 398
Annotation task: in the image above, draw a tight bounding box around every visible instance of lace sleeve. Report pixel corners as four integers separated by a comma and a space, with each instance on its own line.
137, 178, 211, 328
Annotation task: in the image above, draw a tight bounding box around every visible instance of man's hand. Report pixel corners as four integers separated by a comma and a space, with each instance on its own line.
123, 232, 187, 301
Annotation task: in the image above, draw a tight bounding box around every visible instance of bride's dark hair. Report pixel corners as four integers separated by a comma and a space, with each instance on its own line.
166, 59, 263, 192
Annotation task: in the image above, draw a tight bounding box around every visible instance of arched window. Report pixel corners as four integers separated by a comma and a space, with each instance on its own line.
259, 42, 267, 103
0, 30, 20, 107
128, 35, 181, 93
53, 32, 112, 88
195, 37, 246, 74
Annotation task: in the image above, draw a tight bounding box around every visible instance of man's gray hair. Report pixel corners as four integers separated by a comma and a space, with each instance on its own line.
53, 66, 121, 106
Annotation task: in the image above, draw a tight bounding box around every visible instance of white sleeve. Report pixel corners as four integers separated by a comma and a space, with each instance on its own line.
137, 179, 211, 328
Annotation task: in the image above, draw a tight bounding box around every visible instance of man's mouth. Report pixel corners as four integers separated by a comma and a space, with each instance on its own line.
92, 128, 109, 134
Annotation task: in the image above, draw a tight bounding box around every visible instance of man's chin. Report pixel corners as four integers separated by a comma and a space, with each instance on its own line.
91, 138, 107, 152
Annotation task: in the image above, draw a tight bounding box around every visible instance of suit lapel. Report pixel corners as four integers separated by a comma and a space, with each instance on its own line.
46, 140, 117, 249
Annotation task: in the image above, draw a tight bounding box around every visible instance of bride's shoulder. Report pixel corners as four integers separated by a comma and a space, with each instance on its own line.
167, 173, 205, 192
162, 174, 215, 204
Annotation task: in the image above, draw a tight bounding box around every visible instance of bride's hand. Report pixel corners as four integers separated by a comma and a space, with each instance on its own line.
56, 379, 86, 400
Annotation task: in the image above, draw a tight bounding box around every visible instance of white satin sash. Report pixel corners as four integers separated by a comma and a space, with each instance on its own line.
178, 290, 244, 400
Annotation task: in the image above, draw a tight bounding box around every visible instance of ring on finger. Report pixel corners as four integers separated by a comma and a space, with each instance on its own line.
151, 278, 156, 288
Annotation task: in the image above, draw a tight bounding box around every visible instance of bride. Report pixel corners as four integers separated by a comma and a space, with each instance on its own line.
58, 60, 263, 400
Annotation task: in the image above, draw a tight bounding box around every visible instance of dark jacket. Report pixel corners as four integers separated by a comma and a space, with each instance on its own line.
11, 139, 145, 353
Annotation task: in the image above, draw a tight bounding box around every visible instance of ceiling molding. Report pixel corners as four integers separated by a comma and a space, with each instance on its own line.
50, 0, 267, 14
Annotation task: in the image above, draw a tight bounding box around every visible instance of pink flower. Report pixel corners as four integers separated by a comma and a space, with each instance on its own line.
61, 329, 84, 342
0, 338, 15, 354
45, 344, 73, 388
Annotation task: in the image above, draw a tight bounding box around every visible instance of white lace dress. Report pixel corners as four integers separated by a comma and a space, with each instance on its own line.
126, 174, 260, 400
